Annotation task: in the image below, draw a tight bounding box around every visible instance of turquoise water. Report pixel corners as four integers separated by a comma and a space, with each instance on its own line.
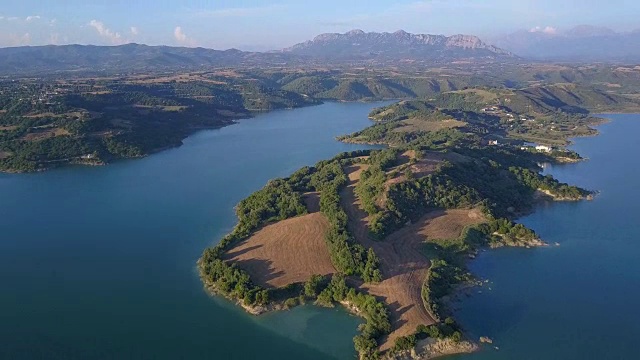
453, 114, 640, 359
0, 102, 390, 360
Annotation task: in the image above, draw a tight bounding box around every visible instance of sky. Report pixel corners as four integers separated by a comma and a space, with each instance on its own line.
1, 0, 639, 50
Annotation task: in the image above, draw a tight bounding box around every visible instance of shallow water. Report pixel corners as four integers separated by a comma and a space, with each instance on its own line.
0, 102, 390, 360
452, 114, 640, 360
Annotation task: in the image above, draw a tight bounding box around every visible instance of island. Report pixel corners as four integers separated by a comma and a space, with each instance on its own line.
197, 91, 599, 359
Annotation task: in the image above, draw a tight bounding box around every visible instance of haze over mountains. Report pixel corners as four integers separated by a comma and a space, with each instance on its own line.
283, 29, 512, 60
495, 25, 640, 62
0, 27, 637, 75
0, 30, 515, 75
0, 44, 294, 74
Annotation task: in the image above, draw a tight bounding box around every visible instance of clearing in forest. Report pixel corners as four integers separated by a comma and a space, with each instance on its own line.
224, 193, 335, 288
392, 117, 467, 133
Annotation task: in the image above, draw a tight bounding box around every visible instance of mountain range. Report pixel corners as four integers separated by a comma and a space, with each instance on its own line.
0, 30, 513, 75
282, 29, 512, 60
495, 25, 640, 62
0, 27, 637, 75
0, 44, 294, 75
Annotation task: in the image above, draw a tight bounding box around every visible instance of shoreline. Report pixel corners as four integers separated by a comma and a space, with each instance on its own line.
196, 103, 605, 359
1, 99, 404, 174
198, 159, 593, 359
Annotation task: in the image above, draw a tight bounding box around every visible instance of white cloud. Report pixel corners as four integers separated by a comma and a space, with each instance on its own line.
130, 26, 139, 36
25, 15, 41, 22
529, 26, 557, 35
174, 26, 196, 46
88, 19, 125, 44
174, 26, 186, 42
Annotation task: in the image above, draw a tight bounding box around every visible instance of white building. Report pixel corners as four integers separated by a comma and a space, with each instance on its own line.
535, 145, 552, 153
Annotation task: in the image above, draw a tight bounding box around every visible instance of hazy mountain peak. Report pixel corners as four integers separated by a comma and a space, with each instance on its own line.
346, 29, 366, 36
565, 25, 617, 37
495, 24, 640, 62
284, 30, 512, 61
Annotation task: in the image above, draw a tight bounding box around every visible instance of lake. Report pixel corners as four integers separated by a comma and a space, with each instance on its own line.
0, 102, 389, 360
3, 106, 639, 360
452, 114, 640, 359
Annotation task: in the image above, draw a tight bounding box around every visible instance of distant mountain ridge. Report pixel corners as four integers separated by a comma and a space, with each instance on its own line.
0, 43, 299, 75
0, 31, 513, 75
283, 29, 513, 60
495, 25, 640, 62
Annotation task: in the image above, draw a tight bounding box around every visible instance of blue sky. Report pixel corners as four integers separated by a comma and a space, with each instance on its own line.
1, 0, 638, 49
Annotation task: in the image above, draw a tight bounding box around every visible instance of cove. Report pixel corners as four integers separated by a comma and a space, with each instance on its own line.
451, 114, 640, 359
0, 102, 390, 360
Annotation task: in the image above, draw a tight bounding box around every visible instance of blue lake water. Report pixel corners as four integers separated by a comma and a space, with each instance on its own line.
2, 105, 639, 360
452, 114, 640, 360
0, 102, 390, 360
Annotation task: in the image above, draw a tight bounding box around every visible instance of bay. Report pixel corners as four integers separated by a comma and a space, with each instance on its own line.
0, 102, 390, 360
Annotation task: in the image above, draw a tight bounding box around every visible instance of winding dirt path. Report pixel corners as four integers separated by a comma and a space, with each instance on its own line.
341, 164, 483, 350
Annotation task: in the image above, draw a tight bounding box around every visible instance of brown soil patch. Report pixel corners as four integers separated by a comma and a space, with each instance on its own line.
451, 88, 501, 102
341, 165, 484, 350
0, 151, 12, 159
409, 209, 484, 240
345, 163, 370, 183
225, 211, 334, 289
22, 128, 70, 141
0, 125, 17, 131
25, 112, 58, 118
212, 70, 241, 78
393, 118, 466, 133
127, 73, 227, 85
385, 151, 445, 190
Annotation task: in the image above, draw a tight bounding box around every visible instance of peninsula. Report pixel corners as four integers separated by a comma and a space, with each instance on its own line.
198, 90, 598, 359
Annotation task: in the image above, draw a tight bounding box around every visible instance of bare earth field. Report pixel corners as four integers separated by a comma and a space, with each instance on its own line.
225, 193, 334, 288
393, 118, 466, 133
386, 150, 446, 187
341, 163, 484, 350
21, 128, 70, 141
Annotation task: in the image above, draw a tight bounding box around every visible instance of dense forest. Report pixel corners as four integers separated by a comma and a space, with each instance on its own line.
0, 75, 317, 172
